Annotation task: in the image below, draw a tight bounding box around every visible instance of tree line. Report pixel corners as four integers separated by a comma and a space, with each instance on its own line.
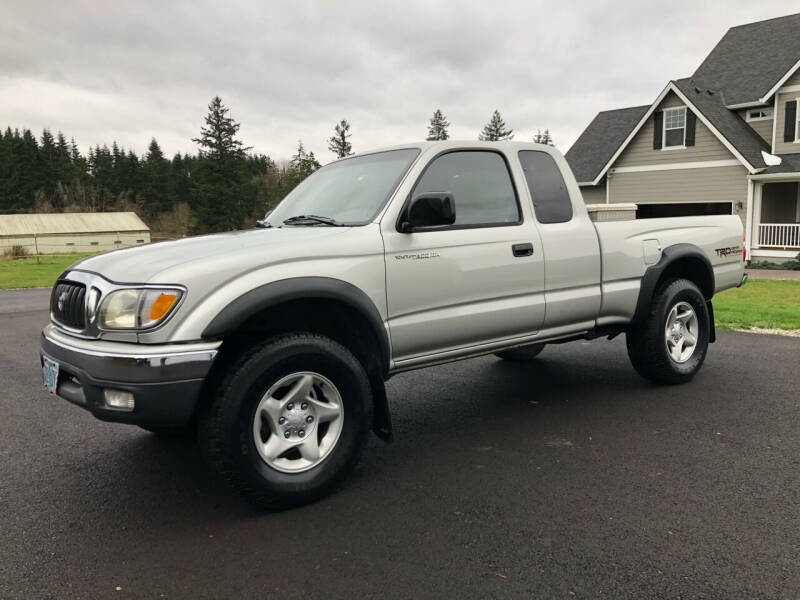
0, 100, 553, 235
428, 108, 554, 145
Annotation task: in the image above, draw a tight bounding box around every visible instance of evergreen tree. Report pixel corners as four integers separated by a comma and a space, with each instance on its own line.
290, 140, 321, 181
39, 129, 59, 199
533, 129, 554, 146
16, 129, 41, 210
171, 153, 192, 207
426, 109, 450, 141
478, 110, 514, 141
55, 132, 73, 186
191, 96, 253, 232
141, 138, 171, 217
327, 119, 353, 158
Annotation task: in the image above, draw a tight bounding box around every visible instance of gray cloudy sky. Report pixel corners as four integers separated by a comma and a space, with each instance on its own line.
1, 0, 797, 162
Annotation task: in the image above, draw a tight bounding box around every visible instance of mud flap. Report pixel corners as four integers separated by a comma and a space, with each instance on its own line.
370, 375, 393, 442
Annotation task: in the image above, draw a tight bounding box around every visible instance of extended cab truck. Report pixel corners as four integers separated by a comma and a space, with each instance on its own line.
40, 141, 746, 509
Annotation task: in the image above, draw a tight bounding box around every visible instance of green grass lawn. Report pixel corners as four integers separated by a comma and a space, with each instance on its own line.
0, 254, 94, 289
714, 279, 800, 331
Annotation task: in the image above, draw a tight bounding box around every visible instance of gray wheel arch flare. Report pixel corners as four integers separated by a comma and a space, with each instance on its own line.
201, 276, 391, 373
201, 277, 394, 441
631, 243, 716, 341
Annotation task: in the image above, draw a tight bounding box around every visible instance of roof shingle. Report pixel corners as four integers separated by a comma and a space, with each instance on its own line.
673, 78, 770, 169
692, 13, 800, 106
565, 105, 649, 184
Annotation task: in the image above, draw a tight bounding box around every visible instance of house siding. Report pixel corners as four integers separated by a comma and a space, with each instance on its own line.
579, 182, 606, 204
738, 108, 773, 143
616, 92, 736, 167
609, 165, 748, 223
781, 69, 800, 88
774, 89, 800, 154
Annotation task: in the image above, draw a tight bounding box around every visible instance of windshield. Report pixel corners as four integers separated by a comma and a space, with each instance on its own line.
266, 148, 420, 226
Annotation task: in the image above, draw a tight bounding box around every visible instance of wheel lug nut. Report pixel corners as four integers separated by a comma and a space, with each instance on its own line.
306, 416, 313, 423
301, 402, 308, 410
298, 429, 305, 437
284, 430, 291, 438
287, 402, 294, 410
278, 417, 285, 424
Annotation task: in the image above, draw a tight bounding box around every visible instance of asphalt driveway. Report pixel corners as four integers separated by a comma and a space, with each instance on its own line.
1, 289, 799, 599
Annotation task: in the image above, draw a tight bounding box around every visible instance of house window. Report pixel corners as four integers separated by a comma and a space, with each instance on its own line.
796, 98, 800, 142
663, 107, 686, 148
746, 107, 773, 122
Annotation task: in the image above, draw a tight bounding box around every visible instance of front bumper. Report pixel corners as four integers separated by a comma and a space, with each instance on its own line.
40, 324, 220, 426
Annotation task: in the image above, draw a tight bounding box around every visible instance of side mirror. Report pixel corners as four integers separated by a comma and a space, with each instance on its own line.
400, 193, 456, 233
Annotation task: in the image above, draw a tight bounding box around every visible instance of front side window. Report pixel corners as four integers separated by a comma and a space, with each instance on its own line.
411, 151, 520, 227
663, 107, 686, 148
267, 148, 420, 226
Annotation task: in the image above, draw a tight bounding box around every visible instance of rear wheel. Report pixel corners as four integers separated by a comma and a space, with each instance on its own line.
626, 278, 710, 384
495, 343, 545, 362
198, 333, 371, 510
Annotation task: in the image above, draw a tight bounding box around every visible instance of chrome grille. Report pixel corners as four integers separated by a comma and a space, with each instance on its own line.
51, 281, 87, 329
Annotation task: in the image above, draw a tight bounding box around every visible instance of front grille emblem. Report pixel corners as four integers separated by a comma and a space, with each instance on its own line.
57, 291, 68, 312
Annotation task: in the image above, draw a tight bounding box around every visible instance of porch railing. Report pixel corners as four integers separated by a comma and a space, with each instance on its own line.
757, 223, 800, 249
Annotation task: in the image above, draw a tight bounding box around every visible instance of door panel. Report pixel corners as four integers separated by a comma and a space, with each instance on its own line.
382, 150, 545, 361
383, 228, 545, 360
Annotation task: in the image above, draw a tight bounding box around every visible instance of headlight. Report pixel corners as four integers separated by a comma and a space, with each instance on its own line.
98, 288, 182, 330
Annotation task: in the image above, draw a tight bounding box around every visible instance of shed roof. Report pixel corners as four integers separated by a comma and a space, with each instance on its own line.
0, 212, 149, 236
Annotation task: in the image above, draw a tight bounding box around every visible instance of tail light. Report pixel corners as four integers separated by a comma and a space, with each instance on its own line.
742, 232, 746, 262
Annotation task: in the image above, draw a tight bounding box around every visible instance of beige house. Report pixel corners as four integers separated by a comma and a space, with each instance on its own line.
0, 212, 150, 254
566, 13, 800, 262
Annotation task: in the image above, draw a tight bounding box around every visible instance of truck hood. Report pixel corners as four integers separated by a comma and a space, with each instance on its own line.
72, 227, 352, 283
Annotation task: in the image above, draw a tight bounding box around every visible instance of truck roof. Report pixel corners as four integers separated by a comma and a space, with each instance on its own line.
348, 140, 560, 158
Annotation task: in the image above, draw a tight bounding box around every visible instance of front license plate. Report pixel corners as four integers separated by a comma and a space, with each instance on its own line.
42, 356, 59, 395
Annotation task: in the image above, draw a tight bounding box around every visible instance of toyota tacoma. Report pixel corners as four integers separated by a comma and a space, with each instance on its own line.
40, 141, 746, 509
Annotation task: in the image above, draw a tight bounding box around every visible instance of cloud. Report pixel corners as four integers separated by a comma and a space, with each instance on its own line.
1, 0, 797, 161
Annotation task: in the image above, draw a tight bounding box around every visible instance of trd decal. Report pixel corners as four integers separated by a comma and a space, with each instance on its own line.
714, 246, 741, 257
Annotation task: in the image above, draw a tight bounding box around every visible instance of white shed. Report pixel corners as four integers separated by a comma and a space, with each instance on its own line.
0, 212, 151, 254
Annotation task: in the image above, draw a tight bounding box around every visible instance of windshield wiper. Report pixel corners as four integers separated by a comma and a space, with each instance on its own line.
282, 214, 344, 226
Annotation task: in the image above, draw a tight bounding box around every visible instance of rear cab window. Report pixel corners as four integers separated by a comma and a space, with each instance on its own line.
518, 151, 573, 224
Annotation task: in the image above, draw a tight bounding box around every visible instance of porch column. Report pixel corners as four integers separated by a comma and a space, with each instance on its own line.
745, 179, 754, 258
752, 182, 762, 249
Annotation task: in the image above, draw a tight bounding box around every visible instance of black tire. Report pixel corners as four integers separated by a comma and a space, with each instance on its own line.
198, 333, 372, 510
138, 425, 195, 438
626, 278, 710, 385
495, 343, 545, 362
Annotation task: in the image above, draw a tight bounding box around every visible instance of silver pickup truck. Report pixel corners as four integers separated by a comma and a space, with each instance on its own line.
40, 141, 746, 508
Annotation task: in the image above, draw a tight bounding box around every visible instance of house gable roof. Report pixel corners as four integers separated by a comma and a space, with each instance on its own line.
672, 78, 770, 169
692, 12, 800, 106
568, 80, 770, 187
564, 105, 648, 184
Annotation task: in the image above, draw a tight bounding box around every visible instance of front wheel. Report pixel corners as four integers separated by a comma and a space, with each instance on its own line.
626, 278, 710, 385
198, 333, 372, 510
